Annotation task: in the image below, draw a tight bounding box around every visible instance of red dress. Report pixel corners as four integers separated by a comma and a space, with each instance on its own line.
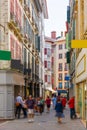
45, 98, 51, 108
61, 98, 66, 108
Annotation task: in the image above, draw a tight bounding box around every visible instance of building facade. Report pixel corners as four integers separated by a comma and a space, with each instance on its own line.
54, 33, 69, 94
44, 34, 55, 98
74, 0, 87, 127
67, 0, 87, 127
0, 0, 48, 119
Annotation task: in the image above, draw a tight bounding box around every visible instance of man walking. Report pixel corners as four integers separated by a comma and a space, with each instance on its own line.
15, 93, 23, 119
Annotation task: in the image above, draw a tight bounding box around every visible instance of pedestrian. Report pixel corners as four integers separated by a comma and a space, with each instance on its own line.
61, 96, 67, 109
52, 94, 57, 109
55, 97, 64, 123
39, 97, 45, 114
26, 95, 35, 122
15, 93, 24, 119
45, 96, 51, 113
22, 97, 28, 118
68, 96, 77, 119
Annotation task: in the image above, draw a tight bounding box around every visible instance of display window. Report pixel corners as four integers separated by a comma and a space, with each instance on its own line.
84, 84, 87, 121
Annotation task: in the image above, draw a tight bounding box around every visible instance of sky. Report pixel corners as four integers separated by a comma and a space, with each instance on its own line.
44, 0, 69, 37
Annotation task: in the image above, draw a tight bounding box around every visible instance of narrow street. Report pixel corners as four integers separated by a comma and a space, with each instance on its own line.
0, 106, 86, 130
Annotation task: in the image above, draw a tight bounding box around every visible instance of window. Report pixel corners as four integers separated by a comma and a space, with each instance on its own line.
59, 54, 62, 59
47, 48, 51, 57
47, 61, 51, 70
65, 63, 68, 71
59, 82, 62, 89
44, 61, 47, 68
58, 63, 62, 71
64, 82, 67, 88
59, 44, 62, 50
48, 75, 51, 84
65, 73, 67, 79
59, 73, 62, 80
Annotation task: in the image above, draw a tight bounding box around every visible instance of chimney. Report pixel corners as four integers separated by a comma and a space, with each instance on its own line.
51, 31, 56, 39
64, 31, 67, 37
61, 31, 63, 37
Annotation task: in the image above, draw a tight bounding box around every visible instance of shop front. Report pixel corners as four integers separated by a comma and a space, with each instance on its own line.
0, 70, 24, 119
76, 82, 87, 127
76, 53, 87, 128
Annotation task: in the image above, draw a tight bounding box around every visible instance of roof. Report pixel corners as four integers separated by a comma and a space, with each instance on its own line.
45, 36, 56, 43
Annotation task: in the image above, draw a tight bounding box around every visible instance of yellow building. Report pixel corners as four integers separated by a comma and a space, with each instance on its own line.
54, 32, 69, 96
73, 0, 87, 127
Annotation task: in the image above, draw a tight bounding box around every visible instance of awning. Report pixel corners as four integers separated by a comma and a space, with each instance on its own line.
45, 87, 57, 93
13, 73, 24, 86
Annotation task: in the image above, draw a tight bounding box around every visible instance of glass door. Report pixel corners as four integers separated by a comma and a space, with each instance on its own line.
84, 84, 87, 121
78, 87, 82, 117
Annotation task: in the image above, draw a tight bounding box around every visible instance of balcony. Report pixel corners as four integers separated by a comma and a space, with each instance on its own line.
58, 68, 62, 71
8, 14, 23, 42
19, 0, 22, 5
34, 0, 42, 12
64, 68, 67, 71
11, 59, 23, 72
83, 30, 87, 39
23, 34, 28, 43
58, 77, 62, 81
24, 4, 30, 17
24, 68, 31, 75
24, 4, 28, 12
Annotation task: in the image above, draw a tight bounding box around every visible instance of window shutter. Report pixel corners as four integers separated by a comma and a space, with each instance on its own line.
44, 61, 47, 68
44, 48, 47, 55
45, 75, 47, 82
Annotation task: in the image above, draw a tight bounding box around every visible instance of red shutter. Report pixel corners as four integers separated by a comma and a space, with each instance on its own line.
51, 48, 53, 53
16, 42, 19, 59
10, 0, 14, 14
45, 75, 47, 82
19, 46, 21, 60
44, 61, 47, 68
51, 57, 54, 66
44, 48, 47, 55
19, 8, 22, 26
10, 35, 14, 59
15, 0, 18, 22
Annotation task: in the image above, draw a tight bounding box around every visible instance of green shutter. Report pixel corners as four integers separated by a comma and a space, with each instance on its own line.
0, 50, 11, 60
66, 32, 71, 49
66, 51, 70, 63
67, 6, 70, 23
38, 36, 40, 52
66, 33, 69, 49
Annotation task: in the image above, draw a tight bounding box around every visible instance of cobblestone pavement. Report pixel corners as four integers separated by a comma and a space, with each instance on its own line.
0, 106, 86, 130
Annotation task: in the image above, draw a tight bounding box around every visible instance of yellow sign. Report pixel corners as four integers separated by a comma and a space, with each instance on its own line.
71, 40, 87, 48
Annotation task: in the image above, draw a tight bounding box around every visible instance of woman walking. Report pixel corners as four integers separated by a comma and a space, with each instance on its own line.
26, 95, 35, 122
45, 96, 51, 113
55, 98, 64, 123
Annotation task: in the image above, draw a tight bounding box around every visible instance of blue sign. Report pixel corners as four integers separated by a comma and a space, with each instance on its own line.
65, 76, 70, 81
